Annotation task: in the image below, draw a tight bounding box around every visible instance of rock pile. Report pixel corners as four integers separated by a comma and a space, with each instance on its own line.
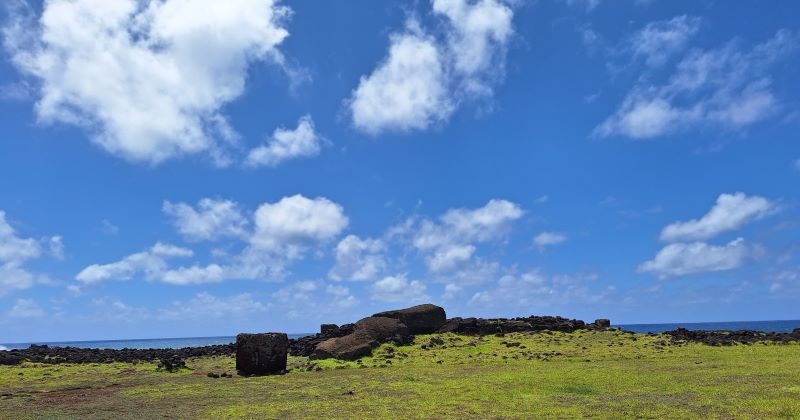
0, 343, 234, 365
435, 315, 586, 335
235, 333, 288, 376
664, 328, 800, 346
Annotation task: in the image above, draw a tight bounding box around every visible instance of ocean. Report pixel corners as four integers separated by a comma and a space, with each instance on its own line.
2, 320, 799, 350
616, 319, 800, 334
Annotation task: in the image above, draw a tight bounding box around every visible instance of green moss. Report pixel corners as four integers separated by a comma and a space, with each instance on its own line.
1, 331, 799, 418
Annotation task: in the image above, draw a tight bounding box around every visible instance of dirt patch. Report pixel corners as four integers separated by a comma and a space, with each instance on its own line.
39, 383, 130, 407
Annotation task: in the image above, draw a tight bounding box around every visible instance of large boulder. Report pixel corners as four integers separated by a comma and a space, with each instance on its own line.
311, 317, 412, 360
312, 334, 376, 360
373, 304, 446, 334
236, 333, 288, 375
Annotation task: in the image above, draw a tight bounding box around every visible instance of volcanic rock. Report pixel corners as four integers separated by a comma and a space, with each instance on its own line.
235, 333, 288, 375
311, 317, 412, 360
593, 319, 611, 329
373, 304, 447, 334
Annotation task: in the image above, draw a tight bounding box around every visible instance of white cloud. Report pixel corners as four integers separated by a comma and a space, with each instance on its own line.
637, 238, 752, 278
349, 25, 451, 134
349, 0, 514, 134
163, 198, 248, 242
595, 29, 799, 139
4, 0, 292, 165
77, 195, 349, 286
329, 235, 386, 281
158, 292, 266, 320
0, 210, 58, 295
246, 115, 325, 167
272, 280, 358, 318
469, 269, 611, 309
8, 298, 45, 318
412, 199, 523, 274
0, 211, 42, 264
100, 219, 120, 236
371, 274, 429, 303
75, 242, 193, 284
533, 232, 567, 249
660, 193, 775, 242
251, 194, 349, 255
433, 0, 514, 96
630, 15, 701, 67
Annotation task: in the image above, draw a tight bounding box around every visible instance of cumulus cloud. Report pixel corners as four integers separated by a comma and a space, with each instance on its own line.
77, 195, 349, 286
637, 238, 753, 278
595, 28, 799, 139
349, 0, 514, 134
371, 274, 429, 303
349, 24, 451, 134
660, 193, 775, 242
533, 232, 567, 249
4, 0, 292, 164
163, 198, 248, 242
0, 210, 58, 294
329, 235, 386, 281
246, 115, 325, 167
412, 199, 523, 275
251, 195, 349, 256
75, 242, 193, 284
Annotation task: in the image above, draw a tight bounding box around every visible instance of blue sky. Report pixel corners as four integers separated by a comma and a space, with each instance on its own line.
1, 0, 799, 343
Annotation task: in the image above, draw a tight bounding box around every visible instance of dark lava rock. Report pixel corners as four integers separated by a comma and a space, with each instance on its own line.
373, 304, 446, 334
5, 343, 234, 365
0, 351, 22, 366
235, 333, 288, 376
288, 323, 354, 357
320, 324, 339, 335
665, 328, 800, 346
436, 315, 586, 335
793, 328, 800, 338
157, 355, 186, 372
592, 319, 611, 329
311, 317, 412, 360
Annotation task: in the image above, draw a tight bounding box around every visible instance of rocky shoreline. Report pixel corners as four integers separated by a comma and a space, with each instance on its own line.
3, 304, 800, 367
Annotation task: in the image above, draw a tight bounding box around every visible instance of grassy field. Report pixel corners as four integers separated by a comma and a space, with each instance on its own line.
2, 330, 800, 418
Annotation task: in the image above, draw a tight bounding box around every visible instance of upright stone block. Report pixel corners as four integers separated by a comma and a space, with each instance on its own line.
236, 333, 288, 375
320, 324, 339, 335
593, 319, 611, 329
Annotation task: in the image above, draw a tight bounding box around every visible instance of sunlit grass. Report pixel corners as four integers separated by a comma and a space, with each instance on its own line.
1, 330, 799, 418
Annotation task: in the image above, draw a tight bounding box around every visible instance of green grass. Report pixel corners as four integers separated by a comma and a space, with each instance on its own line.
2, 330, 799, 418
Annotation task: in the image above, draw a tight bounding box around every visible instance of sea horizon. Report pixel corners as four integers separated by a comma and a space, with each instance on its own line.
3, 319, 799, 351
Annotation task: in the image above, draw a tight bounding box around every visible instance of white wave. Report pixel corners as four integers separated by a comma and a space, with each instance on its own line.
0, 345, 8, 351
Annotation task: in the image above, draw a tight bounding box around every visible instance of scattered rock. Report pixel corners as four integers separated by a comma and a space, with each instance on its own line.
235, 333, 288, 376
157, 355, 186, 372
207, 372, 220, 378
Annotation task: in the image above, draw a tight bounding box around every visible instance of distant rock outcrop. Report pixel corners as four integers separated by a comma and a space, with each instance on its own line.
436, 315, 586, 335
373, 304, 446, 334
664, 328, 800, 346
235, 333, 288, 376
